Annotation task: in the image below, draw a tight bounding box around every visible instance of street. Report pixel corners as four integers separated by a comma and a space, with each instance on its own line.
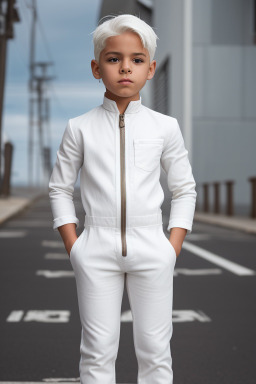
0, 190, 256, 384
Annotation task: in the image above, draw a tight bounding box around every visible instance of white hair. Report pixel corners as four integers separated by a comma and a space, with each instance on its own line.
91, 14, 159, 63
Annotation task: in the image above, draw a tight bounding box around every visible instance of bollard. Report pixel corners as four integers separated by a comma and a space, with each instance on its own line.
203, 183, 209, 213
1, 142, 13, 197
225, 180, 234, 216
248, 177, 256, 219
213, 182, 220, 214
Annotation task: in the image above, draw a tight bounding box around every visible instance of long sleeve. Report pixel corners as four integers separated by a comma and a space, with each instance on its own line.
49, 119, 83, 231
160, 118, 197, 234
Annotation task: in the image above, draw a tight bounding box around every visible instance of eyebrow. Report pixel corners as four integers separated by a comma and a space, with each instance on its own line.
104, 51, 147, 57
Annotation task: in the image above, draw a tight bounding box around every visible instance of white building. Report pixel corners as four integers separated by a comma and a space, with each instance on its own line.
98, 0, 256, 215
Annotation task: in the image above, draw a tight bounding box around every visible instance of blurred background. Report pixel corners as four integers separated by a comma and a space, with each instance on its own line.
1, 1, 256, 383
1, 0, 256, 219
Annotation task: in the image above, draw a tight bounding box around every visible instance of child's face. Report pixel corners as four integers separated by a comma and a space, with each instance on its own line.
91, 31, 156, 102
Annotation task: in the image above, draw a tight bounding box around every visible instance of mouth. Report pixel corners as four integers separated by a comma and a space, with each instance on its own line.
118, 78, 133, 84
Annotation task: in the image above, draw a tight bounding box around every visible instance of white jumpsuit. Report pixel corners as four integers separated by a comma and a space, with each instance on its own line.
49, 94, 197, 384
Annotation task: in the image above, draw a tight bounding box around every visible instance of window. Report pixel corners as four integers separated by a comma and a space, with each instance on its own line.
153, 56, 170, 115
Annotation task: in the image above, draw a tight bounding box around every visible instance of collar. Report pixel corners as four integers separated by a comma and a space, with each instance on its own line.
102, 93, 142, 114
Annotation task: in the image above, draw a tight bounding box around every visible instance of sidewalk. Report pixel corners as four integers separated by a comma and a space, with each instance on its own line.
0, 186, 47, 226
194, 211, 256, 235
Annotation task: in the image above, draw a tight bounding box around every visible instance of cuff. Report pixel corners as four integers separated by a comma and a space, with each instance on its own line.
167, 219, 193, 235
53, 216, 79, 231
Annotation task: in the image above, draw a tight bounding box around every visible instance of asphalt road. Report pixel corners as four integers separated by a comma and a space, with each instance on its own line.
0, 191, 255, 383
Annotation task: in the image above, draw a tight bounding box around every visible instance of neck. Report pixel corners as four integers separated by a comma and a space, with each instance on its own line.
104, 90, 140, 114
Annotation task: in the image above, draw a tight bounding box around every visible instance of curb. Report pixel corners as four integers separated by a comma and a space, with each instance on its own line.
194, 211, 256, 235
0, 192, 46, 226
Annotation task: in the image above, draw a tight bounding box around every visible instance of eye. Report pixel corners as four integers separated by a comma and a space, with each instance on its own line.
134, 58, 144, 63
107, 57, 119, 63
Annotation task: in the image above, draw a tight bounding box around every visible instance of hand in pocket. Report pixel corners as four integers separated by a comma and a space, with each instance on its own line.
67, 236, 78, 258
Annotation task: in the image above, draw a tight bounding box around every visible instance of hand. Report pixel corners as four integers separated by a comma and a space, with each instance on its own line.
169, 241, 180, 258
66, 236, 78, 258
57, 223, 78, 258
169, 227, 187, 258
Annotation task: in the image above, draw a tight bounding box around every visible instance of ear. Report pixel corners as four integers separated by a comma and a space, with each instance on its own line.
147, 60, 156, 80
91, 59, 101, 80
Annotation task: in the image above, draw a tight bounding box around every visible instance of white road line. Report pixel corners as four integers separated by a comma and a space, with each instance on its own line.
36, 270, 74, 278
174, 268, 222, 276
45, 253, 67, 260
0, 381, 134, 383
182, 241, 256, 276
42, 240, 63, 248
0, 230, 27, 238
185, 233, 212, 241
7, 220, 50, 227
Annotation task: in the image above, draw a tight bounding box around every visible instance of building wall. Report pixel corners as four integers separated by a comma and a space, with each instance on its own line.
192, 0, 256, 211
97, 0, 256, 212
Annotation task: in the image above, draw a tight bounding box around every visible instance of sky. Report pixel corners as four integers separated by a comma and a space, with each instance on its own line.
2, 0, 106, 185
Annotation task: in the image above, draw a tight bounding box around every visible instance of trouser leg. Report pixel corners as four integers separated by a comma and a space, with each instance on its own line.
125, 224, 176, 384
70, 226, 125, 384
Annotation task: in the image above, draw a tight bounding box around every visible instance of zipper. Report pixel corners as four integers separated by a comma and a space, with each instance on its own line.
119, 113, 127, 256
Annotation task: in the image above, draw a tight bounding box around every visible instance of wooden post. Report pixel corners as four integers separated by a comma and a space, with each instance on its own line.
1, 141, 13, 196
248, 177, 256, 219
203, 183, 209, 212
213, 182, 220, 214
225, 180, 234, 216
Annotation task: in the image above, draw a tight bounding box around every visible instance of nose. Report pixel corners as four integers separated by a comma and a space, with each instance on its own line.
120, 63, 131, 74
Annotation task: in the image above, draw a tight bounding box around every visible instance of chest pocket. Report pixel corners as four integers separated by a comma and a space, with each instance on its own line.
134, 138, 164, 172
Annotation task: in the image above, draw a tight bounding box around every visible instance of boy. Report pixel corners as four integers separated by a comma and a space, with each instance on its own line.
49, 14, 197, 384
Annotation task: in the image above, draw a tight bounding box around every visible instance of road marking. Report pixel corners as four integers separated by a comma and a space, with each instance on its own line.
6, 310, 24, 322
172, 310, 211, 322
182, 241, 256, 276
6, 310, 210, 324
42, 240, 63, 248
185, 233, 212, 241
38, 268, 222, 277
174, 268, 222, 276
36, 270, 74, 278
43, 380, 80, 383
121, 309, 210, 323
44, 253, 68, 259
7, 220, 50, 227
43, 381, 134, 384
7, 310, 70, 323
0, 230, 27, 238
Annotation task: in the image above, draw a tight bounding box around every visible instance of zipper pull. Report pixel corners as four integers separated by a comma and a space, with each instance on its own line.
119, 114, 125, 128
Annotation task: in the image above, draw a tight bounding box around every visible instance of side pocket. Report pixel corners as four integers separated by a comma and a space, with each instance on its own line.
70, 230, 84, 260
160, 227, 177, 265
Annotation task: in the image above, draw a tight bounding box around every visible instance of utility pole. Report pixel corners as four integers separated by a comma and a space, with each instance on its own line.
27, 0, 54, 187
28, 0, 36, 186
0, 0, 20, 192
33, 62, 54, 187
